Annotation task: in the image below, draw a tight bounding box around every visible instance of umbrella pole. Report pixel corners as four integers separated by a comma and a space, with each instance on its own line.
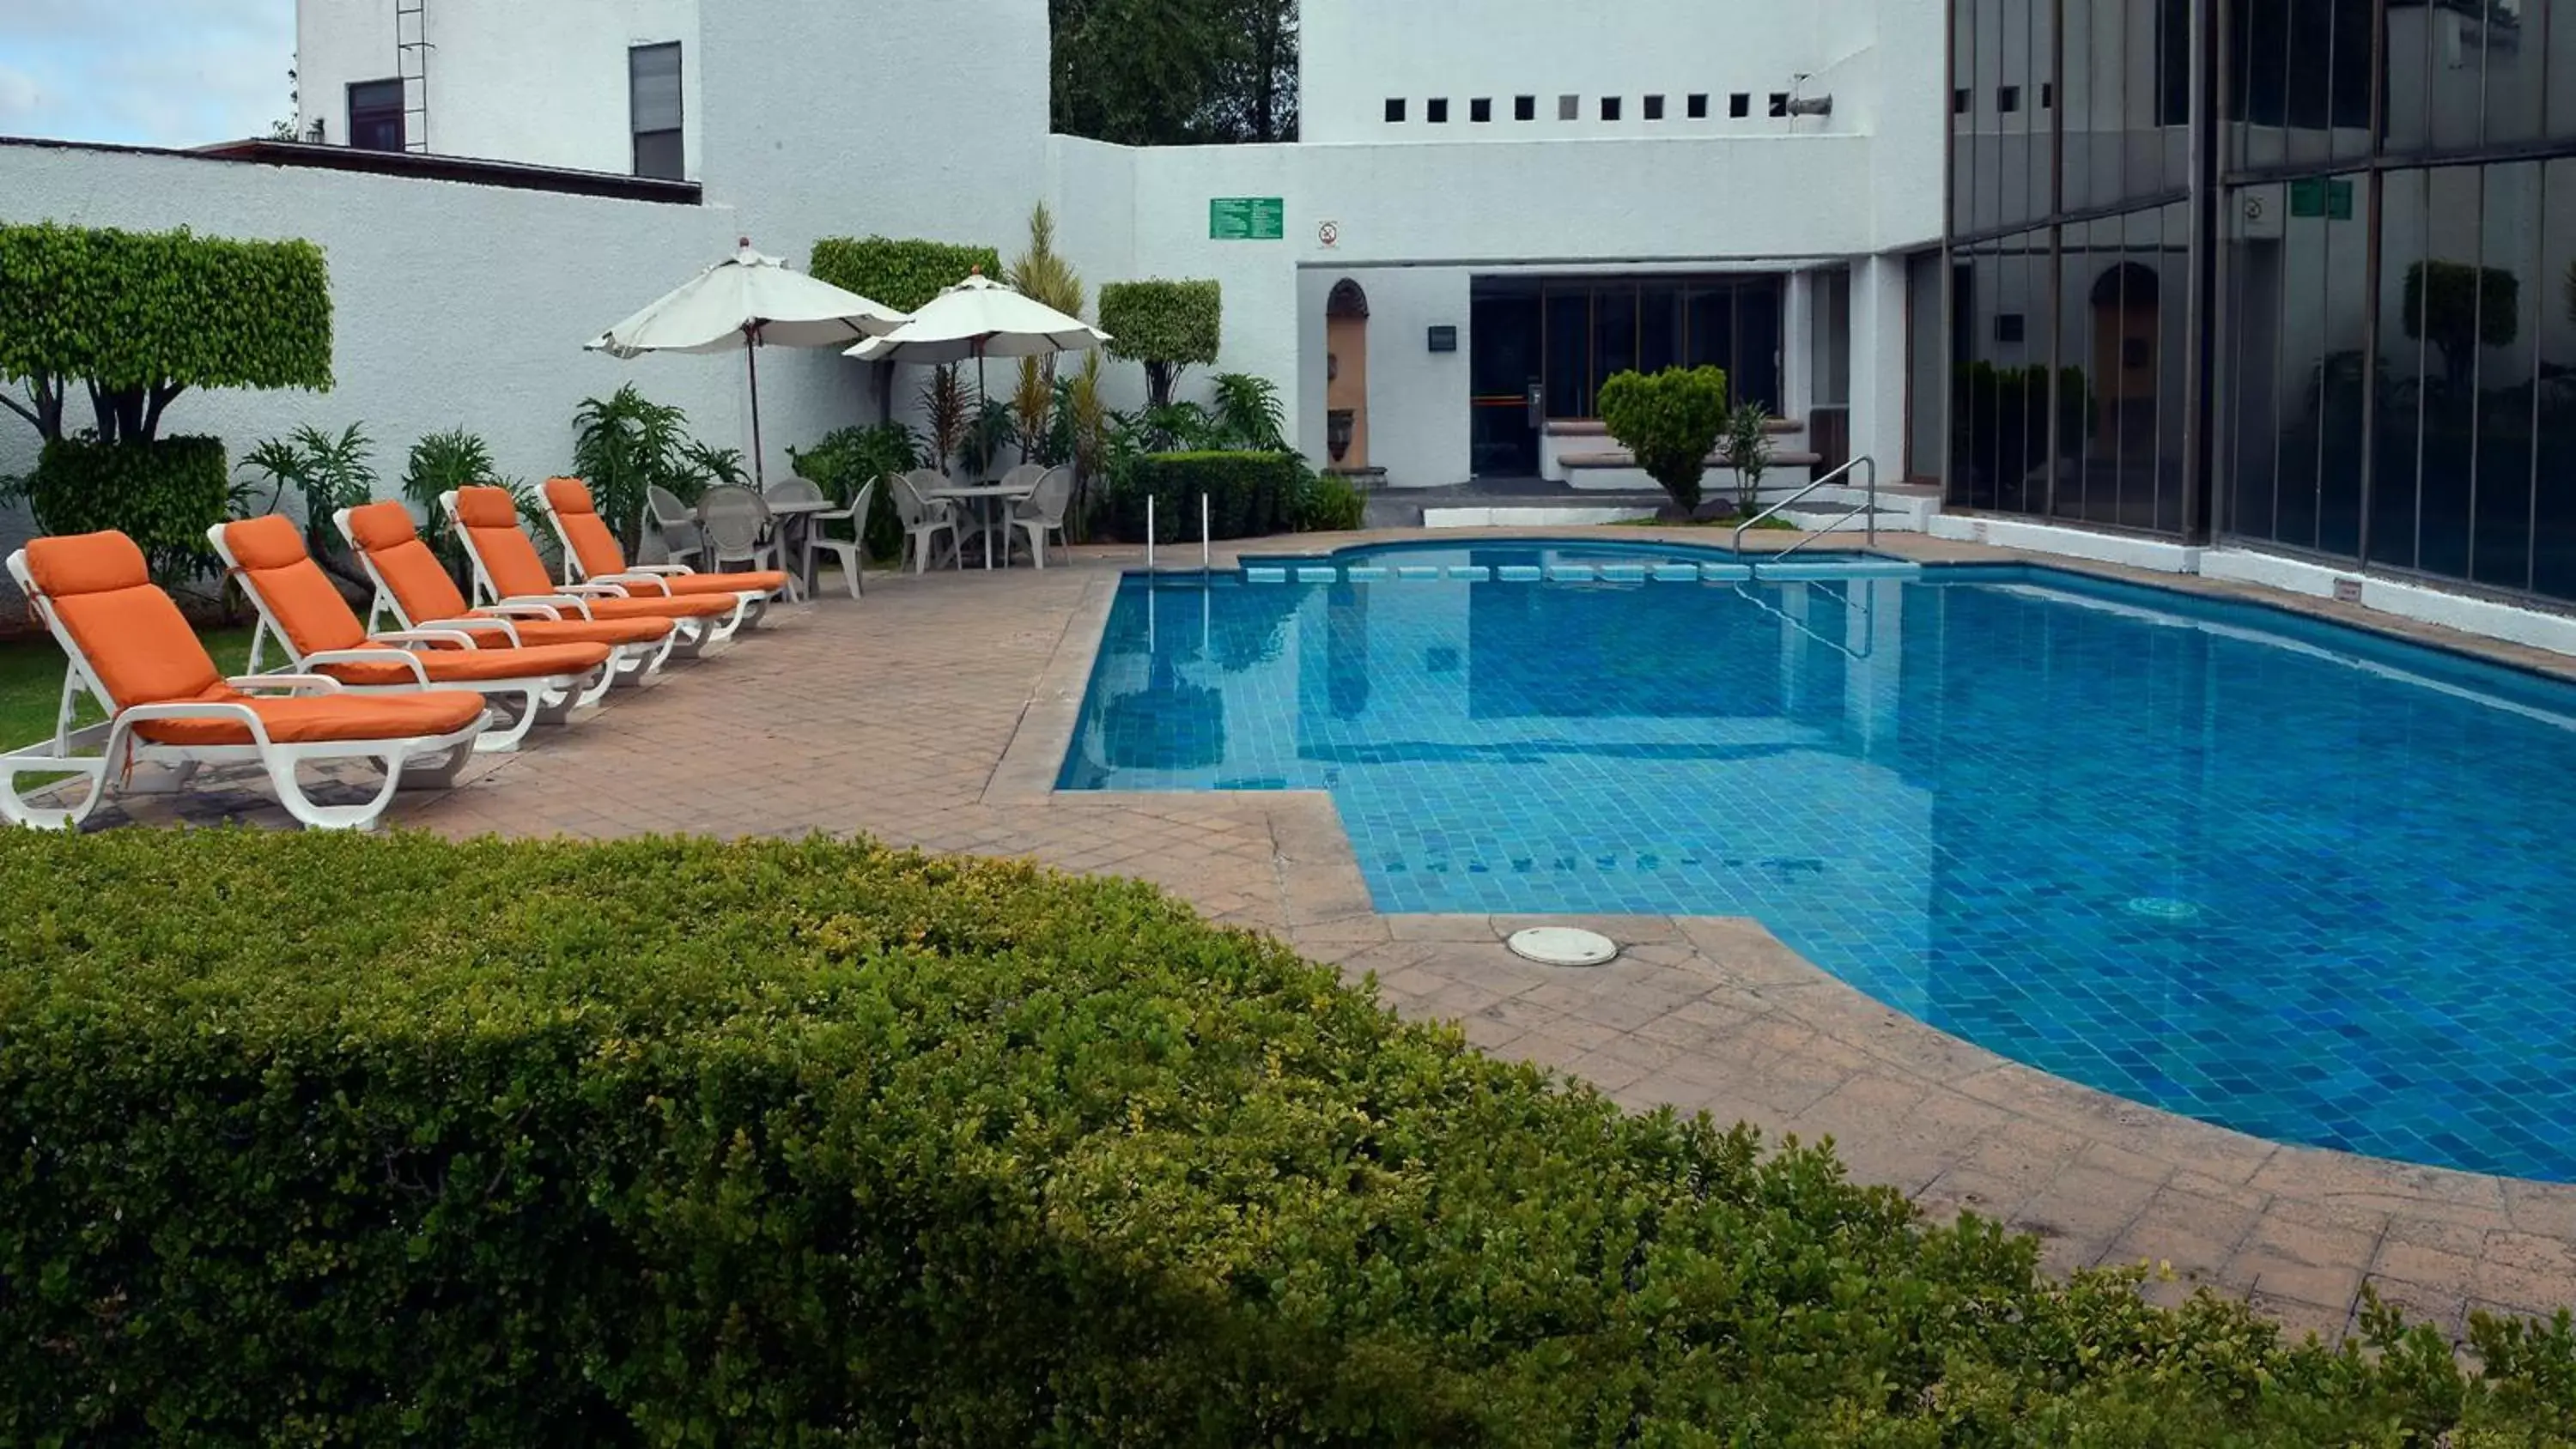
744, 330, 767, 488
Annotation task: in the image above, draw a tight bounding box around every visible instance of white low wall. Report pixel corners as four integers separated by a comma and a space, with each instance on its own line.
2200, 549, 2576, 659
1928, 513, 2205, 573
0, 140, 753, 590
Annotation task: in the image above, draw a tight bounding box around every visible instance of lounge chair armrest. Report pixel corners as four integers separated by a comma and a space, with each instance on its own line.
555, 583, 634, 598
592, 571, 677, 595
496, 593, 597, 620
110, 700, 271, 749
226, 673, 348, 696
299, 649, 433, 685
623, 563, 697, 576
414, 616, 523, 645
374, 627, 487, 651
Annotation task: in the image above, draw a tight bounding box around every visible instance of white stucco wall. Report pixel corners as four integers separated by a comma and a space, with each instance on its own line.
0, 140, 751, 585
298, 0, 702, 177
1298, 0, 1870, 146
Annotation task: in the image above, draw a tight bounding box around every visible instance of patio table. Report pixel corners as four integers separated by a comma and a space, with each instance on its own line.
926, 482, 1037, 571
756, 493, 835, 598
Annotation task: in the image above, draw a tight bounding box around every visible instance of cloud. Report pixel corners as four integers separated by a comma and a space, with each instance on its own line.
0, 0, 295, 148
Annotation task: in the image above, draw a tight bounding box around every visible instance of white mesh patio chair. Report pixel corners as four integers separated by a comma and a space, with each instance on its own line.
647, 484, 704, 569
893, 470, 959, 574
1009, 466, 1075, 570
698, 485, 790, 600
801, 476, 879, 599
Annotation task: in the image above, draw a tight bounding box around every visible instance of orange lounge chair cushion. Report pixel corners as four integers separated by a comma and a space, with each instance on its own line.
346, 500, 480, 622
315, 640, 612, 688
219, 515, 374, 655
133, 684, 487, 748
542, 478, 786, 597
569, 592, 738, 623
484, 615, 672, 648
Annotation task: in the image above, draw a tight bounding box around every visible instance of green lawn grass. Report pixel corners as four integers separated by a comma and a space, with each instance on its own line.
0, 625, 256, 749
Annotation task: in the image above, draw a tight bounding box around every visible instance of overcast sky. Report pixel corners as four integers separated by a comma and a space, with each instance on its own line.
0, 0, 296, 149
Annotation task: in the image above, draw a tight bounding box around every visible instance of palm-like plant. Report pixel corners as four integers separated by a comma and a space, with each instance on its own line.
1209, 372, 1288, 451
1062, 351, 1111, 540
572, 384, 691, 555
402, 427, 498, 581
918, 365, 971, 476
960, 398, 1019, 479
1012, 356, 1055, 466
240, 423, 377, 582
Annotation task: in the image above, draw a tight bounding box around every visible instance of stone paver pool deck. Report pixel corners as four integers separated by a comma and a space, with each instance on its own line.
73, 525, 2576, 1343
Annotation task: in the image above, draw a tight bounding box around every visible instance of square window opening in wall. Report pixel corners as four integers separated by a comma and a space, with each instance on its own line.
1995, 312, 2026, 343
1601, 95, 1622, 120
1953, 88, 1971, 114
1687, 93, 1710, 118
628, 42, 683, 179
1997, 85, 2020, 113
1515, 94, 1536, 120
1767, 92, 1789, 117
348, 77, 404, 152
1643, 94, 1665, 120
1386, 97, 1406, 122
1558, 94, 1580, 120
1471, 97, 1492, 123
1729, 93, 1751, 118
1427, 97, 1449, 123
2041, 82, 2055, 108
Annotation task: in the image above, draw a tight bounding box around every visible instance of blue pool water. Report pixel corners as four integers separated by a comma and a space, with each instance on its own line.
1060, 541, 2576, 1182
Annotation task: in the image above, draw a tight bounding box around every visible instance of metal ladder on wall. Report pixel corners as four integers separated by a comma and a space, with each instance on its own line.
396, 0, 430, 153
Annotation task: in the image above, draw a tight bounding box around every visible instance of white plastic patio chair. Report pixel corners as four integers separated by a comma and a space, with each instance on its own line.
800, 477, 878, 599
647, 484, 705, 569
699, 485, 791, 599
1009, 466, 1075, 569
893, 470, 960, 574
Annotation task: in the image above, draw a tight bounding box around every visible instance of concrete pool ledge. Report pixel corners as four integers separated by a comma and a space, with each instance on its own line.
86, 530, 2575, 1348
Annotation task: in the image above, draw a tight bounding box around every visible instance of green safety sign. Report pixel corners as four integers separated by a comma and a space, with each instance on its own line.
1209, 197, 1286, 240
2289, 178, 2354, 221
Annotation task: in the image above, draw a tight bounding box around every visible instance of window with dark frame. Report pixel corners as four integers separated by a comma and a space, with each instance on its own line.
1385, 97, 1406, 122
2040, 82, 2054, 108
1470, 97, 1492, 123
1643, 94, 1665, 120
629, 42, 683, 178
1994, 312, 2026, 343
1427, 97, 1449, 123
1953, 88, 1970, 114
1767, 92, 1789, 118
1515, 94, 1536, 121
347, 78, 404, 153
1729, 93, 1751, 118
1601, 95, 1621, 121
1687, 94, 1709, 118
1997, 84, 2020, 113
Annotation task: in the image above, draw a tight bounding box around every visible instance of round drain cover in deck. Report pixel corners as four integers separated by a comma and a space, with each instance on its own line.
1507, 927, 1619, 967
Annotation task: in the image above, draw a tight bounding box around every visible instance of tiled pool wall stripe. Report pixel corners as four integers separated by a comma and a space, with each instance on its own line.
1231, 560, 1921, 586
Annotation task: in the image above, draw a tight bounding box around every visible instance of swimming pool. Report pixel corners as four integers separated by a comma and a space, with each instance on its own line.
1060, 540, 2576, 1182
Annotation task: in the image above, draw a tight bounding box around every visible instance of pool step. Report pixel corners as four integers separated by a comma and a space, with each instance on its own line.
1238, 558, 1922, 585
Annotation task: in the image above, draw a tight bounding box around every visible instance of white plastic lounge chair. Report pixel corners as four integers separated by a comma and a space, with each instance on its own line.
210, 515, 616, 753
442, 487, 749, 656
0, 530, 489, 831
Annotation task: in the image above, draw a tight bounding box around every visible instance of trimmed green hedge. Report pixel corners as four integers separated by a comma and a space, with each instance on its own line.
0, 221, 331, 442
808, 236, 1002, 313
1598, 365, 1729, 515
21, 435, 230, 579
2, 829, 2572, 1444
1109, 449, 1299, 542
1100, 279, 1221, 405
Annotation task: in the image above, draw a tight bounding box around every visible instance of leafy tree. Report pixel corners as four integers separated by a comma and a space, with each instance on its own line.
1049, 0, 1298, 145
1101, 279, 1222, 409
0, 221, 331, 445
1597, 366, 1731, 517
1721, 402, 1775, 517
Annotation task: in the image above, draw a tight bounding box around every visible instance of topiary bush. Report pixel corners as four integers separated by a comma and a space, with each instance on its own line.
0, 221, 331, 444
1109, 449, 1300, 542
1101, 279, 1222, 408
807, 236, 1002, 313
17, 435, 229, 579
2, 830, 2573, 1442
1597, 365, 1730, 517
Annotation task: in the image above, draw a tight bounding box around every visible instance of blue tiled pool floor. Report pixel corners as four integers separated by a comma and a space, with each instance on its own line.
1061, 543, 2576, 1182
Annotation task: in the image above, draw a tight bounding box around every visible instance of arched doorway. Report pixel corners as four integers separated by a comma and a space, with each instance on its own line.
1326, 279, 1370, 470
2090, 262, 2160, 461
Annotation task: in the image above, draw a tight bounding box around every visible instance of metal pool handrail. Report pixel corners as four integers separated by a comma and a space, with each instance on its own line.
1733, 454, 1878, 561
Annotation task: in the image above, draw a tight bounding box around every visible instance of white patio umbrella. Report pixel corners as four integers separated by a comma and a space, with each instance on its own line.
845, 270, 1109, 408
587, 238, 910, 483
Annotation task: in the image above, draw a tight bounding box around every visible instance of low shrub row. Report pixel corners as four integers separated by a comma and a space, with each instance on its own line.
1105, 449, 1303, 542
2, 828, 2570, 1443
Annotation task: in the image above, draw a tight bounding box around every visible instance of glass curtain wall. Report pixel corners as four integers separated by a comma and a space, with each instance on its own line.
1956, 0, 2576, 605
1525, 276, 1784, 420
